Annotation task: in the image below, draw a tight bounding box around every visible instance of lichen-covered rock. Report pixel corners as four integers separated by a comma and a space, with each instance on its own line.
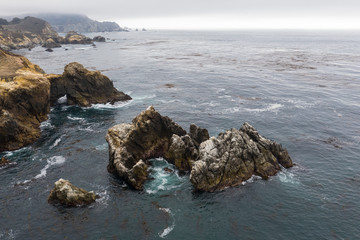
0, 49, 50, 152
63, 31, 93, 44
106, 106, 186, 190
48, 178, 98, 207
48, 62, 131, 107
190, 123, 293, 192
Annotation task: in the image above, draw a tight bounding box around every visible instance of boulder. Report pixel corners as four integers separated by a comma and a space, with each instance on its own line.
0, 49, 50, 152
93, 36, 106, 42
190, 123, 293, 192
63, 31, 93, 44
48, 178, 98, 207
48, 62, 131, 107
42, 38, 61, 48
106, 106, 187, 190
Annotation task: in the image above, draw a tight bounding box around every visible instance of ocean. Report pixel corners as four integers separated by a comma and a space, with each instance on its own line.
1, 30, 359, 239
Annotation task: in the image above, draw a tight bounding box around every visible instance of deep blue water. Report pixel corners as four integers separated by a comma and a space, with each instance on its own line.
1, 30, 360, 239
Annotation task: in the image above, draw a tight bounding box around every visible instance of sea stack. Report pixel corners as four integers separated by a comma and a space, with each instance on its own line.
106, 107, 293, 192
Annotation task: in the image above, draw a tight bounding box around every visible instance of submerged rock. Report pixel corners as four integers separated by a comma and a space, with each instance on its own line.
190, 123, 293, 192
0, 49, 50, 152
48, 62, 131, 107
48, 178, 98, 207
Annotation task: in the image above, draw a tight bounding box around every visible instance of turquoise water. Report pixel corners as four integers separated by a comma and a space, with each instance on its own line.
1, 30, 360, 239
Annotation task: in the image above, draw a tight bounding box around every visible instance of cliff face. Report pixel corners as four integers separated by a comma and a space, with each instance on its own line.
0, 49, 50, 152
34, 14, 124, 33
0, 16, 62, 50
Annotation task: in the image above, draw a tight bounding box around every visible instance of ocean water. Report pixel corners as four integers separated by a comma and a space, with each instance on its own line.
1, 30, 360, 239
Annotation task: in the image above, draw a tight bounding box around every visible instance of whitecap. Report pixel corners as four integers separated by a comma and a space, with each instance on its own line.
244, 103, 283, 113
49, 135, 65, 149
67, 116, 86, 121
16, 156, 66, 186
88, 100, 132, 109
159, 208, 175, 238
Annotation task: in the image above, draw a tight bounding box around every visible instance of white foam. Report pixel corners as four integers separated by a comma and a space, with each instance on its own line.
17, 156, 65, 185
57, 95, 67, 104
242, 175, 262, 185
49, 135, 65, 149
89, 100, 132, 109
159, 208, 175, 238
277, 171, 299, 185
95, 143, 108, 151
67, 116, 86, 121
133, 94, 157, 101
244, 103, 283, 113
0, 229, 18, 240
40, 119, 54, 129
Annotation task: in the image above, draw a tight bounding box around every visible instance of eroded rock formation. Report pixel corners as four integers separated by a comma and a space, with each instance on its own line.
48, 62, 131, 107
0, 49, 50, 152
48, 178, 98, 207
107, 107, 293, 192
190, 123, 293, 192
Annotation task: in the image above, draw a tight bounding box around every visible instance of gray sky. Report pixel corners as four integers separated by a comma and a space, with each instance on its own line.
1, 0, 360, 29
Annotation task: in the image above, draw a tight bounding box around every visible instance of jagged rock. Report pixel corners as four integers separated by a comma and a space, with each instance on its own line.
0, 49, 50, 152
190, 123, 293, 192
45, 48, 53, 52
48, 179, 98, 207
63, 31, 93, 44
48, 62, 131, 107
42, 38, 61, 48
1, 156, 10, 165
106, 106, 187, 190
93, 36, 105, 42
0, 16, 63, 50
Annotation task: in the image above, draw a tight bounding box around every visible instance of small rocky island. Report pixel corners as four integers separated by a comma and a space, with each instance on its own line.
106, 106, 293, 192
0, 49, 131, 152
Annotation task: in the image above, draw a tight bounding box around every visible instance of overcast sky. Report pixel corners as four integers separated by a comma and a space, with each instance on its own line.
1, 0, 360, 29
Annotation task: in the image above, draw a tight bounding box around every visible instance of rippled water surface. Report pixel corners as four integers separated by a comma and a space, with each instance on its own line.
1, 30, 360, 239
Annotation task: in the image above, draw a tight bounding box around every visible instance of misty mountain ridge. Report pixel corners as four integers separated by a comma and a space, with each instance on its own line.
3, 13, 125, 33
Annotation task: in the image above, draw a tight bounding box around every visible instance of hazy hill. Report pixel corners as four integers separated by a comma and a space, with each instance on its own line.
34, 13, 124, 33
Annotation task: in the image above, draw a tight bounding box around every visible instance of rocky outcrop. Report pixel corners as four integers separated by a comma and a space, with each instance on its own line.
42, 38, 61, 48
106, 107, 293, 192
63, 31, 93, 44
48, 179, 98, 207
0, 17, 62, 50
48, 62, 131, 107
106, 106, 188, 190
93, 36, 105, 42
190, 123, 293, 192
0, 49, 50, 152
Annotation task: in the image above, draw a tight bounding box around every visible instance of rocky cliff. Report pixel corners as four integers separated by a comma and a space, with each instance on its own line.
48, 62, 131, 107
106, 107, 293, 192
0, 16, 62, 50
0, 49, 50, 152
0, 50, 131, 152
